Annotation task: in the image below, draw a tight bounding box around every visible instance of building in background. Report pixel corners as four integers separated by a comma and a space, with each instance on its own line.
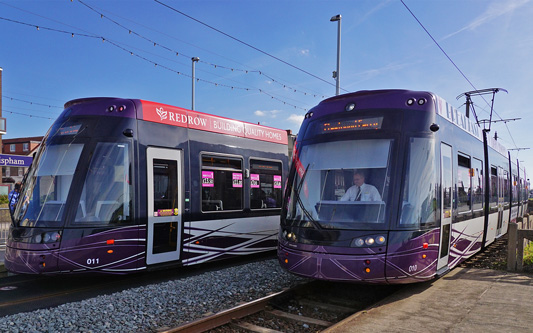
0, 136, 43, 195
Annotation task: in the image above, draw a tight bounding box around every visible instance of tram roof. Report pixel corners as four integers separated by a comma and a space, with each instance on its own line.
63, 97, 288, 145
312, 89, 507, 157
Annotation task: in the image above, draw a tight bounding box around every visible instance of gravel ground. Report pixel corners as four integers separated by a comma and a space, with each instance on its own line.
0, 259, 308, 333
459, 234, 533, 272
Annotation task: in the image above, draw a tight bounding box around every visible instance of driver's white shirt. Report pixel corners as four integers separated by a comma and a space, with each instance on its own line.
340, 183, 381, 201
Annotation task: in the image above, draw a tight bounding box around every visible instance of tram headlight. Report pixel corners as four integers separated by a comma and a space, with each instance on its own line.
32, 231, 62, 244
351, 235, 387, 247
33, 234, 42, 244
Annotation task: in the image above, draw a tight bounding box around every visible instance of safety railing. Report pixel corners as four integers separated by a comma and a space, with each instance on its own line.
507, 214, 533, 272
0, 207, 10, 250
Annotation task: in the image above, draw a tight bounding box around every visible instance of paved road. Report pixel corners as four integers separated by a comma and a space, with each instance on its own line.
325, 267, 533, 333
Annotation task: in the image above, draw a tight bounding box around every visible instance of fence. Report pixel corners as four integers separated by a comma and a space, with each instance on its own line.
507, 214, 533, 272
0, 207, 10, 250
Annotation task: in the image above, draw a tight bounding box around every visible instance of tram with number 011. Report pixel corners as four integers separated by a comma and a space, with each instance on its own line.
5, 97, 289, 274
278, 89, 528, 284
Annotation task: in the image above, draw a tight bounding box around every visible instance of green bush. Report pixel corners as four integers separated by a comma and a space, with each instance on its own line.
0, 194, 8, 205
524, 242, 533, 266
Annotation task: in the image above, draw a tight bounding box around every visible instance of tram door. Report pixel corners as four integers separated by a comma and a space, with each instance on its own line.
438, 143, 453, 271
146, 147, 183, 265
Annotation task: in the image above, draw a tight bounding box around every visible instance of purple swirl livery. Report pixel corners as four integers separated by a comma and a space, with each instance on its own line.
5, 98, 288, 275
279, 90, 528, 284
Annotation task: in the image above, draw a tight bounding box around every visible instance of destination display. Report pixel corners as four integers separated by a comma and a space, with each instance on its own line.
321, 116, 383, 133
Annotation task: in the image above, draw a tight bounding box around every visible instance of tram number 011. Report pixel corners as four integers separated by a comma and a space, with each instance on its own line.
409, 265, 418, 273
87, 258, 100, 265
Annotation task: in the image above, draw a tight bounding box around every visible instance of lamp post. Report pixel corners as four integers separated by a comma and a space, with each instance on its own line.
191, 57, 200, 110
330, 14, 341, 96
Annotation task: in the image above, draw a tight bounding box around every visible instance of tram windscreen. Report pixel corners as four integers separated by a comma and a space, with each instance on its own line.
286, 139, 392, 229
73, 142, 132, 225
14, 143, 84, 227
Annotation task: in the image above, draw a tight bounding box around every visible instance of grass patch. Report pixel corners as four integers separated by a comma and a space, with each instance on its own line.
524, 242, 533, 267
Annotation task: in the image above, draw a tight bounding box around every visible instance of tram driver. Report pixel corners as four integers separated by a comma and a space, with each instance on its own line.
339, 171, 381, 202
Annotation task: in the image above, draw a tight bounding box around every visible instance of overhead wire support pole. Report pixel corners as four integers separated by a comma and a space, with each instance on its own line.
456, 88, 507, 131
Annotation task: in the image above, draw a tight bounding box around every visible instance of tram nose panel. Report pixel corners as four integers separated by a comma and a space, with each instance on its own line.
4, 245, 60, 274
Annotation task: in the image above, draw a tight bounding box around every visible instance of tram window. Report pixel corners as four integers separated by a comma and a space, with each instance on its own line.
457, 154, 471, 214
286, 139, 392, 228
250, 159, 282, 209
512, 175, 519, 205
16, 143, 83, 227
201, 155, 243, 211
490, 167, 498, 208
153, 159, 179, 213
472, 159, 483, 211
399, 137, 437, 228
503, 171, 510, 204
74, 142, 132, 225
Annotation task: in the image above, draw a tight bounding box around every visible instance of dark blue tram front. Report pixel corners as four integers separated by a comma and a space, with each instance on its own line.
278, 89, 525, 284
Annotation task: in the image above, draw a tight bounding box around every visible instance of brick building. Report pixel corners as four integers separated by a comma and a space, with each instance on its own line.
1, 136, 43, 187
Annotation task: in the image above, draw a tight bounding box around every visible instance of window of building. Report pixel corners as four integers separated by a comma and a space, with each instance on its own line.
18, 167, 24, 177
23, 143, 29, 151
10, 144, 16, 152
250, 159, 282, 209
201, 154, 243, 211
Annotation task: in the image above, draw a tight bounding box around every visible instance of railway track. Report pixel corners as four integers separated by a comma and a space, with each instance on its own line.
163, 281, 402, 333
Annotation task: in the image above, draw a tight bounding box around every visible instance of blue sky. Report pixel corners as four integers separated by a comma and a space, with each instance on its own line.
1, 0, 532, 177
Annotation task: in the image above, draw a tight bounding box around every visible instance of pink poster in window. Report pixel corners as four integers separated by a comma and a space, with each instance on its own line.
250, 174, 260, 188
273, 175, 282, 189
202, 171, 214, 187
232, 173, 243, 188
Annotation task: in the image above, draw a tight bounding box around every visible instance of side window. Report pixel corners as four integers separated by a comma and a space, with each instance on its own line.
201, 155, 243, 211
490, 166, 498, 208
457, 154, 471, 214
472, 158, 483, 212
503, 170, 510, 205
153, 159, 179, 213
250, 159, 282, 209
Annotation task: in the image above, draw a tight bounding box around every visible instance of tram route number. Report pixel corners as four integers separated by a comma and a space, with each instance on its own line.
409, 265, 418, 273
87, 258, 100, 265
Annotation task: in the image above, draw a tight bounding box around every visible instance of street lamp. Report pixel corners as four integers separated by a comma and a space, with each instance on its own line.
191, 57, 200, 110
330, 14, 341, 96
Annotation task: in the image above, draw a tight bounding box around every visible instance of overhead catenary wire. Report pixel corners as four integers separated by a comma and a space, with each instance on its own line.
400, 0, 519, 151
153, 0, 345, 93
75, 0, 326, 99
0, 15, 308, 111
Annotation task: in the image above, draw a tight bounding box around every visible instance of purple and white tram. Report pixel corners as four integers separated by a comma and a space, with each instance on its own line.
278, 89, 528, 284
5, 98, 288, 274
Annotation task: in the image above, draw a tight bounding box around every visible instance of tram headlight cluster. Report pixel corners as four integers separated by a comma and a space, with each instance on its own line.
282, 230, 297, 242
351, 235, 386, 248
33, 231, 61, 244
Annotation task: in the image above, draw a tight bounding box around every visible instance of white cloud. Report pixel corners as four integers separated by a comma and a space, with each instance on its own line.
287, 114, 304, 126
255, 110, 281, 118
300, 49, 310, 56
442, 0, 530, 40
